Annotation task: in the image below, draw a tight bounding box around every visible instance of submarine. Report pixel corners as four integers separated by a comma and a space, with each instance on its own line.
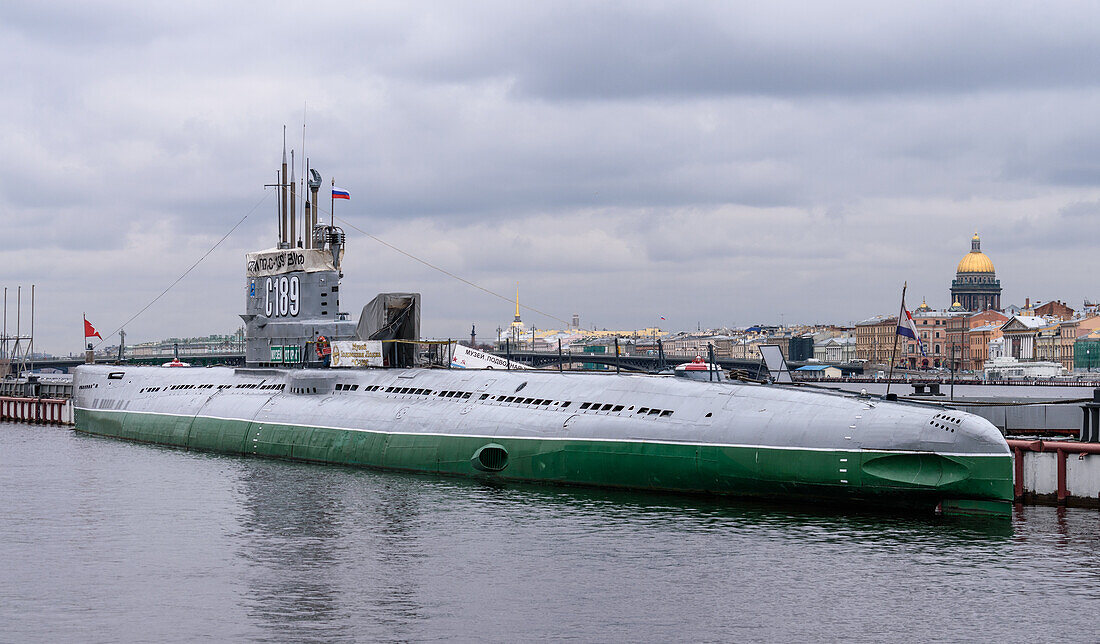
73, 156, 1014, 517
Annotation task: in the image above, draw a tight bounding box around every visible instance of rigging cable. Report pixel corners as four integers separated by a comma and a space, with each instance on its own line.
93, 191, 272, 349
334, 215, 574, 329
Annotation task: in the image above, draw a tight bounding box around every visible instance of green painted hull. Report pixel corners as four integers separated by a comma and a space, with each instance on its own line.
74, 408, 1014, 516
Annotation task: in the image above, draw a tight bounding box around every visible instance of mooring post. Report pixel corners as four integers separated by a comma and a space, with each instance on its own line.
1013, 446, 1025, 501
558, 338, 563, 373
1056, 449, 1068, 504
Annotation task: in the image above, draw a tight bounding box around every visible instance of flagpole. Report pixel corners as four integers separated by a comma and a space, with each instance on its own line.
331, 178, 335, 226
886, 281, 906, 398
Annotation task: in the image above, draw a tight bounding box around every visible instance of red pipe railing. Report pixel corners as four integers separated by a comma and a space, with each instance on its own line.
1006, 438, 1100, 503
0, 396, 72, 426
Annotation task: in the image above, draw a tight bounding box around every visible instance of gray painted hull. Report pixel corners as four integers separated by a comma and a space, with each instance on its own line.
73, 364, 1013, 514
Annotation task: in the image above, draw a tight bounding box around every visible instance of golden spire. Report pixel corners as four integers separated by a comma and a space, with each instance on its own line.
513, 283, 522, 324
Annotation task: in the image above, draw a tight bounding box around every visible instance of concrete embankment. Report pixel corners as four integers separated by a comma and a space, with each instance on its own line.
0, 397, 73, 425
0, 377, 75, 426
1008, 439, 1100, 508
825, 382, 1097, 434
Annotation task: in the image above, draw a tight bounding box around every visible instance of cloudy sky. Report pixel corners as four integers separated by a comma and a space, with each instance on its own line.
4, 1, 1100, 354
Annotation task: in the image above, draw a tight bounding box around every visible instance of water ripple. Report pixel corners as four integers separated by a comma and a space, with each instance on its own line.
2, 423, 1099, 642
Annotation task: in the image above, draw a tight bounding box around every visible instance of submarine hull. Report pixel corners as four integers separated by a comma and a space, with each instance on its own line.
73, 365, 1013, 516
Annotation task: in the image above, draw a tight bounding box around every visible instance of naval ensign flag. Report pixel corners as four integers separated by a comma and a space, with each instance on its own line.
896, 297, 925, 356
84, 316, 102, 340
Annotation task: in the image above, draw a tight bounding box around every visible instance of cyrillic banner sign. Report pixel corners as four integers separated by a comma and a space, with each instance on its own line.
330, 341, 384, 368
450, 344, 529, 370
269, 345, 302, 364
246, 248, 342, 278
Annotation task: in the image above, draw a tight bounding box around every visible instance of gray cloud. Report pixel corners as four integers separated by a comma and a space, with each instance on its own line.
4, 1, 1100, 353
376, 2, 1100, 99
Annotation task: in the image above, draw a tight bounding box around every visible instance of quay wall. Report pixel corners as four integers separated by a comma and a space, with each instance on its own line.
958, 403, 1080, 434
824, 382, 1096, 433
1009, 440, 1100, 507
0, 397, 73, 426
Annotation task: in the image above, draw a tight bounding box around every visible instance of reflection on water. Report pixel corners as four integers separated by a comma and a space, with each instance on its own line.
3, 423, 1100, 642
236, 462, 435, 642
236, 464, 349, 642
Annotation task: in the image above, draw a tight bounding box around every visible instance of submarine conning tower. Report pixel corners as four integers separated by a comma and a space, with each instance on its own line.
240, 149, 357, 367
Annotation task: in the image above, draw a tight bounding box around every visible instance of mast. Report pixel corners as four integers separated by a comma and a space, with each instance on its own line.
304, 201, 312, 249
29, 284, 34, 374
14, 287, 20, 376
275, 170, 282, 245
308, 162, 320, 248
280, 128, 288, 247
301, 119, 307, 245
290, 150, 297, 247
886, 282, 906, 398
304, 159, 311, 249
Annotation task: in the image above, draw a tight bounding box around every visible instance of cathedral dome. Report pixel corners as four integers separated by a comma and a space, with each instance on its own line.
956, 233, 995, 274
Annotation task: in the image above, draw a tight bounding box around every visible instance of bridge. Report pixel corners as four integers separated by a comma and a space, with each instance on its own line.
26, 353, 245, 372
490, 350, 773, 377
27, 349, 863, 379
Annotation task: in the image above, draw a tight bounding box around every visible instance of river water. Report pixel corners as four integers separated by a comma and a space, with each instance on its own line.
3, 422, 1099, 643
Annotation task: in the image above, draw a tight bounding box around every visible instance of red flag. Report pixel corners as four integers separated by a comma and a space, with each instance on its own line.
84, 317, 102, 340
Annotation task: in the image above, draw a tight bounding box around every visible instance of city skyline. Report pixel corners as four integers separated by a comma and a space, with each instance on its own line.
4, 3, 1100, 354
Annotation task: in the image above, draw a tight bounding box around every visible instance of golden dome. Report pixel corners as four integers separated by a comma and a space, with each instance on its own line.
957, 233, 995, 273
957, 252, 994, 273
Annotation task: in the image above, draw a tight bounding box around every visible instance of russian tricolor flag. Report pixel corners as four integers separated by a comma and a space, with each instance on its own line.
332, 187, 350, 200
896, 299, 925, 356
